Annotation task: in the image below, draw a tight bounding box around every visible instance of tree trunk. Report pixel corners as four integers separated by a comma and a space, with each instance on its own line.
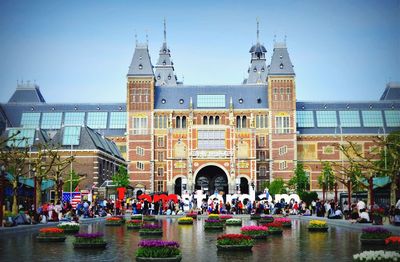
390, 179, 397, 206
347, 180, 351, 213
368, 177, 374, 207
12, 181, 18, 214
35, 177, 42, 210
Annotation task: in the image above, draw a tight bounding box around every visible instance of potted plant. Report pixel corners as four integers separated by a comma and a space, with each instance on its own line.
216, 234, 254, 251
132, 214, 143, 220
371, 208, 385, 225
127, 220, 143, 229
186, 212, 198, 219
308, 220, 328, 232
136, 240, 182, 262
385, 236, 400, 251
219, 215, 233, 221
353, 250, 400, 261
177, 217, 194, 225
225, 218, 242, 226
360, 227, 392, 245
139, 224, 163, 236
250, 214, 261, 220
241, 226, 269, 239
3, 211, 16, 227
143, 215, 156, 222
204, 219, 224, 230
57, 222, 80, 233
73, 233, 107, 249
114, 215, 126, 223
105, 217, 124, 226
36, 227, 66, 242
258, 215, 274, 224
208, 214, 220, 220
275, 218, 292, 228
264, 222, 283, 235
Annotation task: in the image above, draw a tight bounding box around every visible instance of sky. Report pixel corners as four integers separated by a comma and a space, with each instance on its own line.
0, 0, 399, 103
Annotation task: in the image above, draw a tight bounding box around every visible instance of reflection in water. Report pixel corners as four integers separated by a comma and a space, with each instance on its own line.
0, 218, 361, 262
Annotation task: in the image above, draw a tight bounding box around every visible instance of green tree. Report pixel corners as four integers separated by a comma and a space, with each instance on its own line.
63, 170, 81, 192
268, 178, 286, 195
317, 162, 335, 201
288, 163, 309, 195
112, 167, 129, 188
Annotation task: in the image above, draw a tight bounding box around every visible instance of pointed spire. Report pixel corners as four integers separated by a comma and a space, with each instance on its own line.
256, 17, 260, 43
135, 31, 138, 45
163, 18, 167, 43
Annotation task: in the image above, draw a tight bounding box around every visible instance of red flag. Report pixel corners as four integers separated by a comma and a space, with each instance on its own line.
74, 185, 80, 192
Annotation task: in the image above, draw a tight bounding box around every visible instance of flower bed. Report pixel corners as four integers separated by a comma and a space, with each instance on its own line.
241, 226, 269, 239
250, 214, 261, 220
105, 217, 124, 226
143, 215, 156, 222
177, 217, 194, 225
308, 220, 328, 232
127, 220, 143, 229
36, 228, 66, 242
57, 222, 80, 233
225, 218, 242, 226
73, 233, 107, 249
219, 215, 233, 221
139, 224, 163, 236
114, 215, 126, 223
258, 215, 274, 224
204, 219, 224, 230
132, 215, 143, 220
264, 222, 283, 235
353, 250, 400, 261
216, 234, 254, 251
208, 214, 220, 220
275, 218, 291, 228
360, 227, 392, 245
385, 236, 400, 250
136, 240, 182, 262
186, 213, 198, 219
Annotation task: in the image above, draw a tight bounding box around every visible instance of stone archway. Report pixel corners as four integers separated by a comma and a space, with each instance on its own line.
195, 165, 229, 196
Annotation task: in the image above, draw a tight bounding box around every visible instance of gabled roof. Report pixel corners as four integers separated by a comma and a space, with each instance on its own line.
8, 83, 46, 103
380, 82, 400, 101
154, 85, 268, 110
268, 42, 295, 76
127, 43, 154, 77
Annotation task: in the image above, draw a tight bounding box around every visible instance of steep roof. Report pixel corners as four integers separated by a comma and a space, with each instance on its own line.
8, 83, 46, 103
127, 43, 154, 77
154, 85, 268, 110
380, 82, 400, 101
268, 42, 295, 76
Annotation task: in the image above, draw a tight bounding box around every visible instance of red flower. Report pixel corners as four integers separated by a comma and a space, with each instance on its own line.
39, 227, 64, 233
106, 217, 122, 221
385, 236, 400, 245
217, 234, 252, 240
264, 222, 283, 228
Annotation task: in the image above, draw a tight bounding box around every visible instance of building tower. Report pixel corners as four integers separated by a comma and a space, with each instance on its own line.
245, 19, 268, 85
267, 41, 297, 183
154, 19, 178, 86
126, 40, 155, 194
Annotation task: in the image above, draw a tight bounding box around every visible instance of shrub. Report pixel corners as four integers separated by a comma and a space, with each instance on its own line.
136, 240, 181, 258
217, 234, 254, 246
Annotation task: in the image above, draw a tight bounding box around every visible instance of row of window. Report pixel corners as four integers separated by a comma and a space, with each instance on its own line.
297, 110, 400, 128
21, 112, 126, 129
198, 130, 225, 150
203, 115, 220, 125
273, 88, 291, 101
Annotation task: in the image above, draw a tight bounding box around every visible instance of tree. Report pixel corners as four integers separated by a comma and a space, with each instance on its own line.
288, 163, 309, 196
268, 178, 286, 196
112, 167, 129, 188
63, 170, 83, 193
48, 151, 74, 204
0, 134, 29, 214
317, 162, 335, 201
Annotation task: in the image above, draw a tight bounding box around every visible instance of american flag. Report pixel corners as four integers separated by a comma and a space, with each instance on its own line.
62, 192, 81, 209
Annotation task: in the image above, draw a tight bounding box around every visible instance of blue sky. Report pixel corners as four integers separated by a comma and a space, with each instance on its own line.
0, 0, 399, 103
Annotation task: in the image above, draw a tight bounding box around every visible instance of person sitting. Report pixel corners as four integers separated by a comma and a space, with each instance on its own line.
303, 209, 311, 216
329, 209, 343, 219
357, 209, 370, 223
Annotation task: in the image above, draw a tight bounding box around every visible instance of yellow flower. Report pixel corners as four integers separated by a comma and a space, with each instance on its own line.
208, 214, 220, 220
309, 220, 327, 227
178, 217, 194, 222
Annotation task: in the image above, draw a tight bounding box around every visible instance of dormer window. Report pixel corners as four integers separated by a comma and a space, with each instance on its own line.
261, 67, 265, 72
257, 98, 262, 104
168, 75, 171, 80
163, 49, 166, 53
139, 56, 142, 60
238, 98, 244, 104
280, 55, 283, 59
157, 75, 161, 80
161, 99, 166, 104
253, 67, 257, 72
279, 63, 284, 69
179, 99, 184, 104
163, 60, 166, 65
138, 64, 143, 70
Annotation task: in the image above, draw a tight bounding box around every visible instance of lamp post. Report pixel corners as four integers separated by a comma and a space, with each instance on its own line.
70, 144, 73, 202
0, 165, 5, 227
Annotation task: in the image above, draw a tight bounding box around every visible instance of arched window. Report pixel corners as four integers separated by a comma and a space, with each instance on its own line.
182, 116, 187, 128
209, 116, 214, 125
242, 116, 247, 128
176, 116, 181, 128
236, 116, 241, 128
203, 116, 208, 125
215, 116, 220, 125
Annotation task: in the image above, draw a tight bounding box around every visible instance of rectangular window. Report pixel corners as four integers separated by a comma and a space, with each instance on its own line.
157, 181, 164, 192
279, 145, 288, 155
157, 151, 164, 161
197, 130, 225, 150
256, 115, 268, 128
362, 111, 383, 127
259, 166, 266, 177
136, 146, 145, 156
279, 161, 287, 170
157, 136, 165, 147
109, 112, 126, 129
7, 128, 35, 147
339, 111, 361, 127
157, 167, 164, 177
136, 162, 145, 170
64, 112, 85, 126
41, 112, 62, 129
20, 112, 41, 128
259, 151, 266, 161
384, 110, 400, 127
258, 136, 265, 147
62, 126, 81, 146
197, 94, 226, 108
316, 111, 337, 127
296, 111, 314, 128
87, 112, 108, 129
132, 117, 148, 135
275, 116, 290, 134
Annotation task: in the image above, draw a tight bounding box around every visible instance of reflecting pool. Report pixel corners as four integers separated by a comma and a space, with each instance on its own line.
0, 218, 364, 262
